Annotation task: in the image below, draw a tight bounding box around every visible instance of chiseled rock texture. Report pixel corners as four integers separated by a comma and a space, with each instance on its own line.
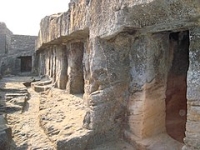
36, 0, 200, 149
185, 28, 200, 150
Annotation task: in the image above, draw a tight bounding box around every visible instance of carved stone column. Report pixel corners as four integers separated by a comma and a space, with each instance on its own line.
125, 33, 169, 149
66, 42, 84, 94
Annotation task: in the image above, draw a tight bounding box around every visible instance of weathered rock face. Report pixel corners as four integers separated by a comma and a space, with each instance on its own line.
184, 28, 200, 150
36, 0, 200, 149
66, 42, 84, 94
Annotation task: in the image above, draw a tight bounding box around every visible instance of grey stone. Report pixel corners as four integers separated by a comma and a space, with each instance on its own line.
0, 22, 37, 76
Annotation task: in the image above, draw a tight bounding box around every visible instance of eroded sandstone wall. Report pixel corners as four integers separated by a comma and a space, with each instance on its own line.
36, 0, 200, 149
36, 0, 200, 49
121, 33, 172, 150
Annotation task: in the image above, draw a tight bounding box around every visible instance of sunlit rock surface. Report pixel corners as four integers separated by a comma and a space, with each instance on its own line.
34, 0, 200, 149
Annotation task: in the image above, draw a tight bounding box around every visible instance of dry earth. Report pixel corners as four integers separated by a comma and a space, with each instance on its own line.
0, 76, 133, 150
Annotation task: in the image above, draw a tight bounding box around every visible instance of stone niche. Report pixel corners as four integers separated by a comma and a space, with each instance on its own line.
18, 56, 32, 72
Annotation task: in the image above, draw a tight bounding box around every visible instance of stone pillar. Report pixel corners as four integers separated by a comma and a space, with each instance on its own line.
183, 28, 200, 150
55, 46, 60, 88
57, 45, 68, 89
49, 48, 53, 78
31, 53, 37, 74
38, 53, 45, 76
45, 49, 50, 76
66, 42, 84, 94
83, 36, 130, 142
52, 46, 57, 83
125, 33, 169, 148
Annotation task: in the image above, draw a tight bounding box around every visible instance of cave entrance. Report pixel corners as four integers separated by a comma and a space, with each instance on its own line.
165, 31, 189, 143
19, 56, 32, 72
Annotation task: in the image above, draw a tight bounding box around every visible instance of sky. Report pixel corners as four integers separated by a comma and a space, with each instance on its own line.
0, 0, 70, 35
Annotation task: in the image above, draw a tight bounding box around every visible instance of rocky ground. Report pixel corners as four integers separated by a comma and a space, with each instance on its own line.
0, 76, 54, 150
0, 76, 133, 150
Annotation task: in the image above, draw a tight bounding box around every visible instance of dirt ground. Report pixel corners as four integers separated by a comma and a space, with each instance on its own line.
1, 76, 134, 150
0, 76, 184, 150
0, 76, 54, 149
0, 76, 86, 150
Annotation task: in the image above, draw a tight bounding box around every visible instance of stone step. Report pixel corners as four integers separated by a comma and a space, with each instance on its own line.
5, 93, 28, 101
5, 93, 28, 96
31, 79, 52, 87
0, 88, 27, 93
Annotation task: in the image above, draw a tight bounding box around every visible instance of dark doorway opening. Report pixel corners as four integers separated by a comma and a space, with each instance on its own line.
20, 56, 32, 72
165, 31, 189, 143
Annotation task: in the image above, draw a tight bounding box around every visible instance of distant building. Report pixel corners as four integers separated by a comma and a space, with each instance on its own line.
0, 22, 37, 75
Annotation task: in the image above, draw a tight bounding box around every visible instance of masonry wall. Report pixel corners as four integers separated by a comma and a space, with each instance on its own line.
0, 25, 37, 75
0, 34, 6, 55
0, 22, 12, 36
10, 35, 36, 55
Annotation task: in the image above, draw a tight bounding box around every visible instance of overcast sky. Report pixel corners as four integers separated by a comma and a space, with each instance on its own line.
0, 0, 70, 35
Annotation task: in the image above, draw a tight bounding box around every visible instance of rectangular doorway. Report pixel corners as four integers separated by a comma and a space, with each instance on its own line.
20, 56, 32, 72
165, 30, 189, 143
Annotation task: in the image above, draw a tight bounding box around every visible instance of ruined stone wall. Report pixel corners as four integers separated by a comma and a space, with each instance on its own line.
10, 35, 37, 73
0, 23, 12, 56
0, 23, 37, 75
0, 22, 13, 149
0, 34, 7, 55
10, 35, 36, 55
0, 22, 12, 36
36, 0, 200, 149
